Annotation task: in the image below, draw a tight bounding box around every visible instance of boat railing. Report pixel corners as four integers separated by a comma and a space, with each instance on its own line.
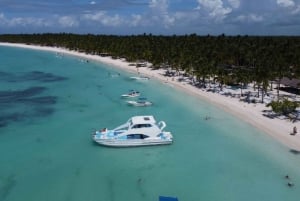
113, 122, 129, 131
158, 121, 166, 130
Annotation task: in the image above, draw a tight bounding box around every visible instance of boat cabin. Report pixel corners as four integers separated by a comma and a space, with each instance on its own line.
129, 116, 156, 126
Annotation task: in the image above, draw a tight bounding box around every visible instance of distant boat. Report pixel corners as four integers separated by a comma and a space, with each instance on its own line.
127, 97, 153, 107
121, 90, 140, 98
92, 115, 173, 147
110, 73, 120, 78
130, 76, 150, 81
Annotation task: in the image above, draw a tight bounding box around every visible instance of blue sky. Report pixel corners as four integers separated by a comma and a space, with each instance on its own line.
0, 0, 300, 35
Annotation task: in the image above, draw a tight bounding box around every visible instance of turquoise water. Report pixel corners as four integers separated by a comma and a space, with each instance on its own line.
0, 46, 300, 201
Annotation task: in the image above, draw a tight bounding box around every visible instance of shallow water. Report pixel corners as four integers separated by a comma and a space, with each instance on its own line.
0, 46, 300, 201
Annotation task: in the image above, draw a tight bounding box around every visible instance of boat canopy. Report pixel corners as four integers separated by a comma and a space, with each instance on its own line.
130, 116, 156, 125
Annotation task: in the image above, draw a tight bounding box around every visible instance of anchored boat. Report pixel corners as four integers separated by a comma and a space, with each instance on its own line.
121, 90, 140, 98
92, 115, 173, 147
127, 97, 153, 107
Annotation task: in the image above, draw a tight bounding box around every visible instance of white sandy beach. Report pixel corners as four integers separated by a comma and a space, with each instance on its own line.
1, 42, 300, 151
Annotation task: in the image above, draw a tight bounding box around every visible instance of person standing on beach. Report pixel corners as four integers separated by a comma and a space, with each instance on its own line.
293, 126, 297, 135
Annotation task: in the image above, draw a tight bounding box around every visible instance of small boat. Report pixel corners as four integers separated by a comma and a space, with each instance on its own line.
130, 76, 150, 81
121, 90, 140, 98
92, 115, 173, 147
127, 97, 153, 107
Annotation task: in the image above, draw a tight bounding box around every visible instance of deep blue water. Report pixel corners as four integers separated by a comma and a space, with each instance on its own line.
0, 45, 300, 201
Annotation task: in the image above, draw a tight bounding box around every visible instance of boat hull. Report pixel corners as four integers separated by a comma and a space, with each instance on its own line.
91, 115, 173, 148
130, 76, 149, 81
92, 137, 172, 147
121, 95, 139, 98
127, 101, 152, 107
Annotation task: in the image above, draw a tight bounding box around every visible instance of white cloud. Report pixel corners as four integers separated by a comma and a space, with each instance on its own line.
82, 11, 123, 26
277, 0, 295, 8
235, 14, 264, 23
130, 14, 142, 26
0, 13, 51, 27
292, 5, 300, 14
150, 0, 169, 11
58, 16, 79, 27
196, 0, 232, 21
101, 15, 122, 26
90, 1, 96, 5
227, 0, 240, 9
277, 0, 300, 15
82, 11, 105, 21
148, 0, 175, 27
0, 13, 5, 22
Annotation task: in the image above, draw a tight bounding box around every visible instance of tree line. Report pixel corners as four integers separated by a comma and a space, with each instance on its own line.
1, 33, 299, 100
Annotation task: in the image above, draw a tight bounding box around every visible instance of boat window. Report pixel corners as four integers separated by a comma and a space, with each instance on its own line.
127, 134, 149, 139
114, 130, 124, 135
132, 124, 152, 129
115, 126, 128, 131
142, 135, 149, 139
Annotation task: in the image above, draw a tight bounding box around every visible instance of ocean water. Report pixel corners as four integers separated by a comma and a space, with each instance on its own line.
0, 46, 300, 201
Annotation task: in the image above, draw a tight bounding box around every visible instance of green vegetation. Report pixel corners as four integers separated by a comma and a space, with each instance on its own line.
267, 99, 299, 115
1, 33, 299, 114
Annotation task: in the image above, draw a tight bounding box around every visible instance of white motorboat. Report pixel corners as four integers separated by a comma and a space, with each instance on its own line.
127, 98, 153, 107
130, 76, 150, 81
121, 90, 140, 98
92, 115, 173, 147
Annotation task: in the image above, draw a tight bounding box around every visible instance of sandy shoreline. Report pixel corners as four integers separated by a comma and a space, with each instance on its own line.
1, 42, 300, 151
